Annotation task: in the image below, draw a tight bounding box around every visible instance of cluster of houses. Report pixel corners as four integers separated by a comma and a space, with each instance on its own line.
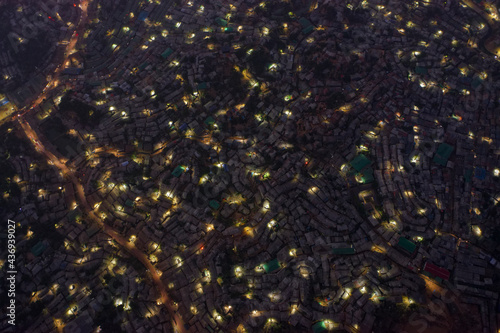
3, 0, 500, 332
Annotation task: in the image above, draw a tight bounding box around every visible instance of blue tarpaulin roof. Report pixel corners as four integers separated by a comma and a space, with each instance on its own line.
415, 66, 428, 74
138, 11, 149, 21
62, 67, 82, 75
475, 167, 486, 180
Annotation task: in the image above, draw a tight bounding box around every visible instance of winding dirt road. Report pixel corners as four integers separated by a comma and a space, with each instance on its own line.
14, 0, 187, 331
20, 112, 187, 333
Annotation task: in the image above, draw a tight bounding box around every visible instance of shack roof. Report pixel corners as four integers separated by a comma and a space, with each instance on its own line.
331, 247, 356, 255
350, 154, 372, 172
433, 143, 454, 166
312, 321, 327, 333
424, 262, 450, 280
209, 200, 220, 210
172, 165, 186, 177
161, 47, 173, 59
264, 258, 280, 273
398, 237, 416, 254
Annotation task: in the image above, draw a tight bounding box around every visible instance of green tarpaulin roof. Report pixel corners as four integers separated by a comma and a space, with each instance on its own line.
209, 200, 220, 210
312, 321, 327, 333
357, 167, 374, 184
398, 237, 416, 253
415, 66, 428, 74
205, 116, 215, 125
215, 17, 227, 27
264, 258, 280, 273
172, 165, 186, 177
350, 154, 372, 172
161, 47, 173, 59
302, 25, 314, 34
332, 247, 356, 255
68, 209, 82, 222
471, 77, 483, 89
299, 17, 313, 28
464, 168, 473, 182
125, 199, 135, 207
31, 241, 47, 257
433, 143, 454, 166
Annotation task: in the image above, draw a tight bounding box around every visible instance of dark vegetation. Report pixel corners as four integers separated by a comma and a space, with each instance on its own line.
59, 93, 103, 126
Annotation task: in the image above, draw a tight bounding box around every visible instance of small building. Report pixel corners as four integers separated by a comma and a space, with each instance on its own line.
85, 225, 101, 238
355, 168, 374, 184
350, 154, 372, 172
331, 247, 356, 255
215, 17, 227, 27
172, 165, 186, 177
312, 321, 327, 333
299, 18, 313, 29
398, 237, 416, 254
161, 47, 173, 59
68, 208, 82, 223
415, 66, 428, 75
138, 62, 149, 71
263, 258, 280, 273
197, 82, 208, 90
31, 241, 47, 257
209, 200, 220, 210
302, 25, 314, 35
433, 143, 454, 166
138, 10, 149, 21
474, 167, 486, 180
423, 262, 450, 281
204, 116, 215, 126
62, 67, 82, 75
